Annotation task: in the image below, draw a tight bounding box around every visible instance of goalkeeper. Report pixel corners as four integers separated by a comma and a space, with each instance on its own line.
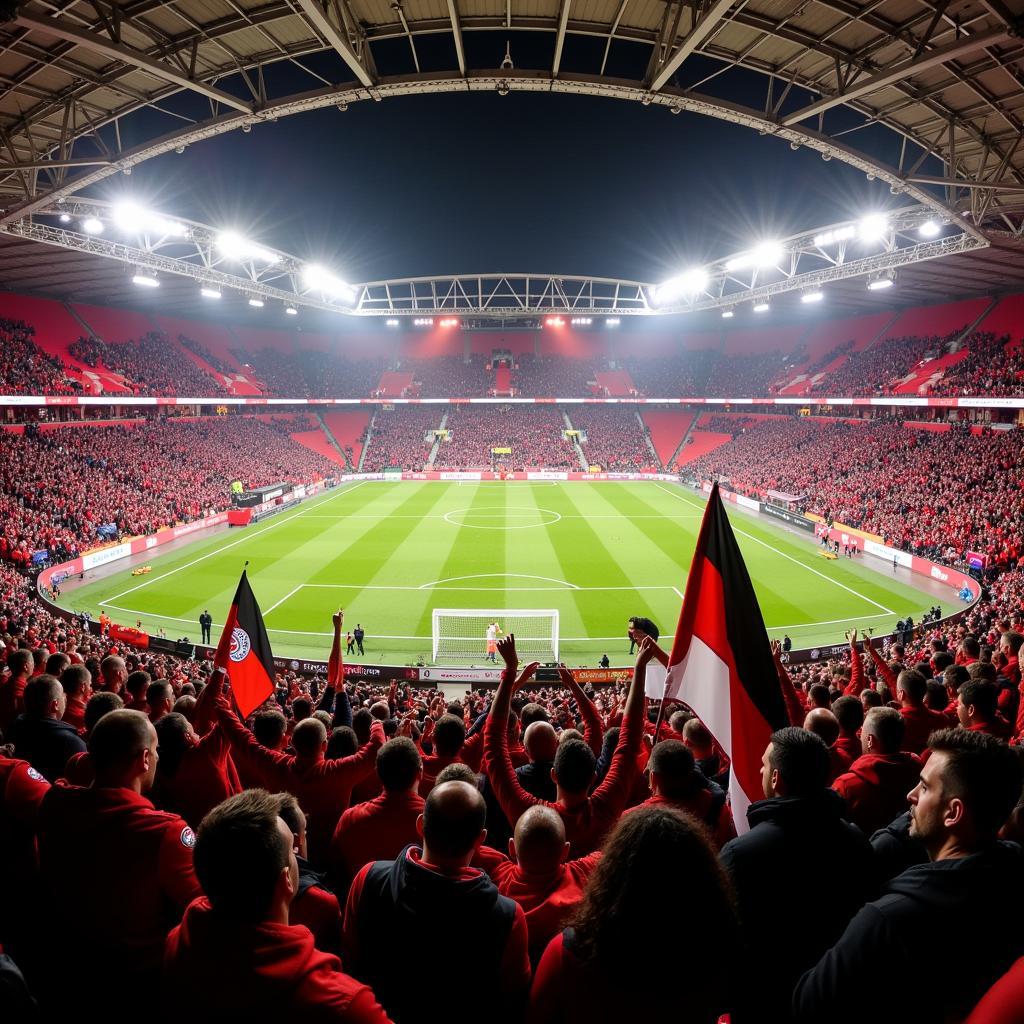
485, 621, 503, 663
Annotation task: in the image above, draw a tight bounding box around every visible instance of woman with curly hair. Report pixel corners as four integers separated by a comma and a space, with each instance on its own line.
528, 804, 738, 1023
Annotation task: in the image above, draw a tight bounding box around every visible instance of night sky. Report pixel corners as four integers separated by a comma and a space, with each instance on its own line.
92, 42, 912, 288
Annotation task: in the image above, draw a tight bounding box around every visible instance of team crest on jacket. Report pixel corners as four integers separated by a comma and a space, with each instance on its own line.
180, 826, 196, 848
229, 627, 251, 662
26, 766, 45, 782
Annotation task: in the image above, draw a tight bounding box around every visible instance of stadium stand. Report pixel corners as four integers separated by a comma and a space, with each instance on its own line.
570, 405, 658, 471
360, 406, 442, 471
436, 404, 574, 470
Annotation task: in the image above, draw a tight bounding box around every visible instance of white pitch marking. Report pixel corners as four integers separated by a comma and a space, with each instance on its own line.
98, 480, 367, 607
672, 586, 684, 600
417, 573, 580, 590
262, 584, 304, 616
653, 483, 894, 615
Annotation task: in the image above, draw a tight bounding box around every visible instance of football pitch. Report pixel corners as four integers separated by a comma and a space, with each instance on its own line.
62, 480, 941, 666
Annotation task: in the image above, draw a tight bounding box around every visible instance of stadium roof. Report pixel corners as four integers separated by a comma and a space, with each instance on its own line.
1, 0, 1023, 317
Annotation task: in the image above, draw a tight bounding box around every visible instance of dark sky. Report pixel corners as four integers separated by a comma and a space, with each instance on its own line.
94, 45, 913, 288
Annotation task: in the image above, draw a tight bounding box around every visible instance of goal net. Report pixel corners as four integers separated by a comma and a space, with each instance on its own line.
432, 609, 560, 663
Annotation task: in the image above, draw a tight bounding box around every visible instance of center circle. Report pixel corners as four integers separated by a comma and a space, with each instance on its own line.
442, 506, 562, 530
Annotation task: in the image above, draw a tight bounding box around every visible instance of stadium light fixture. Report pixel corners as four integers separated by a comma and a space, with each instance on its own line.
438, 317, 459, 328
200, 287, 222, 299
753, 302, 770, 313
82, 217, 104, 234
726, 241, 784, 273
919, 220, 941, 238
112, 201, 187, 238
545, 316, 565, 327
721, 309, 734, 319
858, 213, 889, 242
302, 264, 356, 305
801, 290, 824, 304
653, 268, 709, 306
570, 317, 593, 326
248, 298, 265, 307
59, 213, 71, 223
867, 273, 895, 291
386, 318, 400, 327
605, 318, 620, 327
414, 318, 434, 327
132, 272, 159, 288
217, 230, 280, 264
285, 306, 298, 316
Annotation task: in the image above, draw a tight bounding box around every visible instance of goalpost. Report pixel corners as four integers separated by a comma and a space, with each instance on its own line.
432, 609, 560, 663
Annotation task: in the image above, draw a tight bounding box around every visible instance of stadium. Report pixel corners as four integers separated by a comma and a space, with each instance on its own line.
2, 0, 1024, 1019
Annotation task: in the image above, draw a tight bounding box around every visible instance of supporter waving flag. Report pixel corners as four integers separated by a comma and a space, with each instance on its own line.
213, 567, 275, 717
664, 483, 788, 833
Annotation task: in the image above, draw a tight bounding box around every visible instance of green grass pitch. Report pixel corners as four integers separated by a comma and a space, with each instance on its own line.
62, 480, 942, 666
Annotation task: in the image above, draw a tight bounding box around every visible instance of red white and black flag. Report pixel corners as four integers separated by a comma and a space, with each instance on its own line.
213, 568, 276, 718
664, 483, 789, 832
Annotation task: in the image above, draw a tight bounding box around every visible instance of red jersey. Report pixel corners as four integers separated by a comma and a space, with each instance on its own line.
152, 725, 242, 829
0, 756, 50, 944
900, 704, 949, 755
330, 789, 423, 889
832, 752, 922, 835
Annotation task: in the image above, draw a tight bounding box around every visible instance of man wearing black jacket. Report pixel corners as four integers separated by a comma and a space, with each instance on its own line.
11, 674, 86, 782
794, 729, 1024, 1023
719, 727, 873, 1024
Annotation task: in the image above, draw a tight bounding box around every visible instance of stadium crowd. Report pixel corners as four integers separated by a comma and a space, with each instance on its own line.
0, 319, 79, 395
687, 417, 1024, 569
2, 606, 1024, 1022
437, 406, 576, 471
513, 355, 596, 396
69, 333, 225, 397
359, 407, 441, 472
807, 332, 955, 395
571, 405, 657, 471
0, 417, 337, 568
930, 332, 1024, 397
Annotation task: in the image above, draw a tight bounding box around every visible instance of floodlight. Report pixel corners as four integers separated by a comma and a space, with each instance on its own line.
546, 317, 565, 327
867, 273, 895, 291
112, 201, 187, 237
813, 225, 856, 247
654, 268, 708, 305
82, 217, 104, 234
132, 273, 159, 288
59, 213, 71, 223
753, 302, 770, 313
414, 318, 434, 326
721, 310, 734, 319
386, 318, 400, 327
248, 298, 265, 307
439, 317, 459, 328
285, 307, 298, 316
801, 291, 824, 304
606, 318, 620, 327
200, 287, 222, 299
858, 213, 889, 242
919, 220, 940, 238
726, 241, 784, 273
571, 317, 593, 325
303, 264, 356, 304
217, 231, 280, 264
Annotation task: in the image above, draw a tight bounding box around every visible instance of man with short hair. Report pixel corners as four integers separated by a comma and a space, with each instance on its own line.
832, 707, 922, 835
198, 609, 212, 646
343, 780, 530, 1023
720, 727, 873, 1024
147, 679, 174, 725
682, 716, 729, 789
959, 679, 1012, 738
830, 695, 863, 777
896, 669, 948, 754
99, 655, 128, 696
630, 738, 736, 848
165, 789, 388, 1022
59, 663, 92, 733
11, 674, 86, 782
795, 729, 1024, 1023
37, 709, 202, 1015
0, 649, 34, 735
331, 736, 425, 889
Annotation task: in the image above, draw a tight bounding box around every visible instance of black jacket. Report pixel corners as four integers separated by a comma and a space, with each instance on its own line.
794, 841, 1024, 1023
869, 810, 927, 883
719, 790, 874, 1024
11, 715, 86, 782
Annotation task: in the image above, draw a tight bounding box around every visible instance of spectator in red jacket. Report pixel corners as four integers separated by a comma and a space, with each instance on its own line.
529, 805, 737, 1023
627, 738, 736, 848
485, 634, 647, 856
475, 804, 600, 964
331, 736, 424, 891
59, 663, 91, 733
895, 668, 949, 753
959, 679, 1012, 739
165, 789, 389, 1023
0, 648, 33, 735
830, 695, 863, 776
343, 780, 531, 1024
966, 957, 1024, 1024
832, 707, 923, 835
36, 709, 202, 1015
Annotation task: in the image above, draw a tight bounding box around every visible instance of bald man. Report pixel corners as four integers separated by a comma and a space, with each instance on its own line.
474, 804, 600, 965
99, 654, 128, 696
342, 780, 531, 1023
36, 709, 202, 1016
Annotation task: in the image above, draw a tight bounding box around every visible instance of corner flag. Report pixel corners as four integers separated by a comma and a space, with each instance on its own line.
213, 569, 276, 717
664, 483, 789, 831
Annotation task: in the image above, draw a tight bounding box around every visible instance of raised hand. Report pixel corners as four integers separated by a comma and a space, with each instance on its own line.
497, 633, 518, 670
558, 664, 577, 689
332, 607, 344, 629
849, 627, 858, 648
636, 635, 656, 667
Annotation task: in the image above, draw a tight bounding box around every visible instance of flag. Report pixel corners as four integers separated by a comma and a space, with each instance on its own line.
213, 569, 276, 717
663, 483, 788, 833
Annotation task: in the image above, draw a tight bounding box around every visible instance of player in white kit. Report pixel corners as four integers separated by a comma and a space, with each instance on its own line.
485, 621, 503, 663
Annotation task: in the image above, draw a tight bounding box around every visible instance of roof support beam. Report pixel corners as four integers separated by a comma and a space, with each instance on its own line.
446, 0, 466, 76
294, 0, 375, 87
649, 0, 737, 92
782, 26, 1012, 125
552, 0, 572, 77
13, 13, 254, 114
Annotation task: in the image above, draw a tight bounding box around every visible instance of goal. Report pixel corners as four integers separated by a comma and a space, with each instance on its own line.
432, 609, 560, 663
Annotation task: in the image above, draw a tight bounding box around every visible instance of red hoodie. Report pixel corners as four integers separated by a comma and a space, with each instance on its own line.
164, 897, 390, 1023
474, 845, 599, 963
331, 789, 424, 890
830, 736, 861, 781
0, 756, 50, 944
832, 752, 922, 835
899, 704, 950, 754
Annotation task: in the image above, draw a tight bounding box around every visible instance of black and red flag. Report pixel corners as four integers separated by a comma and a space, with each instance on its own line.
213, 568, 276, 718
664, 483, 788, 832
